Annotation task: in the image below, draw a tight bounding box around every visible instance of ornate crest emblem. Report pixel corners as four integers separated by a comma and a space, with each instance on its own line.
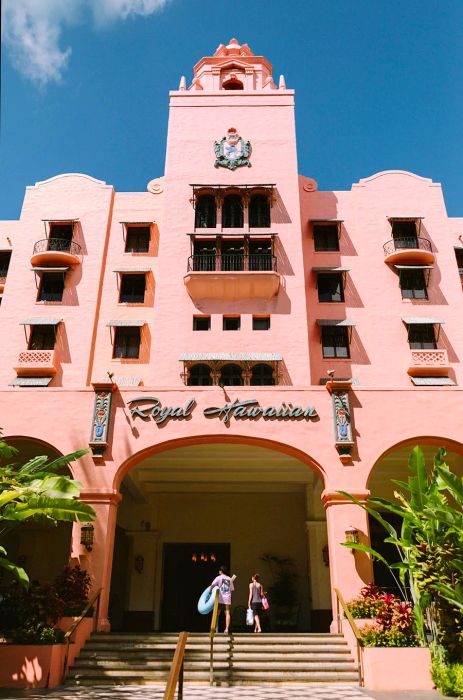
214, 128, 252, 170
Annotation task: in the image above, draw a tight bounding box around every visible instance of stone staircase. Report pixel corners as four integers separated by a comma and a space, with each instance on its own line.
67, 632, 359, 685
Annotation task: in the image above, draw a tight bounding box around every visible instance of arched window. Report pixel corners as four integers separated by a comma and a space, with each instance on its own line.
188, 363, 212, 386
250, 363, 275, 386
222, 194, 244, 228
220, 363, 243, 386
195, 194, 216, 228
222, 78, 244, 90
249, 194, 270, 228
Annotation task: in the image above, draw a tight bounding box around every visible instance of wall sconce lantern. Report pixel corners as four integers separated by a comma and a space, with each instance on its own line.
80, 524, 94, 552
345, 526, 360, 545
322, 544, 329, 567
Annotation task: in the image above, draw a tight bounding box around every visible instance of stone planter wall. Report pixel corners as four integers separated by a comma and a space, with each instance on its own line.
57, 617, 94, 670
0, 643, 64, 688
362, 647, 433, 690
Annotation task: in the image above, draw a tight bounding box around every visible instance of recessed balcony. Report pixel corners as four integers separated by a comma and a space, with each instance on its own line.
31, 239, 82, 267
407, 349, 450, 377
184, 253, 281, 300
0, 273, 6, 293
383, 237, 435, 265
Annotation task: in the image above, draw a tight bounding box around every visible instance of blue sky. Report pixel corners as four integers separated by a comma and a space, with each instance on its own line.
1, 0, 462, 219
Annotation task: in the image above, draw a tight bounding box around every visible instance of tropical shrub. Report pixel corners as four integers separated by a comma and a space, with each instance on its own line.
431, 654, 463, 697
339, 447, 463, 662
0, 433, 95, 587
347, 582, 384, 618
10, 624, 64, 645
54, 564, 91, 615
348, 584, 419, 646
0, 581, 64, 633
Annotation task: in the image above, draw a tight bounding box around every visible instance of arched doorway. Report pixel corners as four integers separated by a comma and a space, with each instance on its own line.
110, 440, 330, 633
368, 438, 463, 593
0, 436, 73, 587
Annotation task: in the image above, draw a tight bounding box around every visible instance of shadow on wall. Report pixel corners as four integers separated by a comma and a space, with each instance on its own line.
271, 189, 292, 225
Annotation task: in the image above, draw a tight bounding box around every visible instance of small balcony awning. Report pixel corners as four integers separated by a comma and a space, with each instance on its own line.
180, 352, 282, 362
190, 183, 276, 190
30, 266, 69, 272
402, 317, 444, 325
20, 317, 62, 325
316, 319, 355, 326
9, 377, 54, 387
312, 266, 350, 272
107, 319, 145, 327
387, 216, 424, 221
112, 267, 151, 273
309, 219, 343, 238
119, 221, 156, 225
394, 265, 433, 270
41, 218, 79, 223
411, 377, 455, 386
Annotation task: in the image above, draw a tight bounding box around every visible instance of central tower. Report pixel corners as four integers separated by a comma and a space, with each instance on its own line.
153, 39, 310, 387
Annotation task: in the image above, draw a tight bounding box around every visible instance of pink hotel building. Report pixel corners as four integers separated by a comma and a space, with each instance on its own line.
1, 39, 463, 635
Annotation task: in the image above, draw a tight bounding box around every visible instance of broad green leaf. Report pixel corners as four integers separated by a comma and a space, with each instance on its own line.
0, 557, 29, 588
408, 446, 429, 510
436, 465, 463, 506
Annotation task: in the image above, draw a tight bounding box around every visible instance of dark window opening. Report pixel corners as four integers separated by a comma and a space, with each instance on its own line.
119, 274, 146, 303
188, 363, 212, 386
195, 195, 217, 229
29, 325, 56, 350
253, 316, 270, 331
223, 194, 244, 228
125, 226, 150, 253
391, 220, 418, 248
38, 273, 64, 302
408, 324, 436, 350
113, 326, 141, 359
454, 249, 463, 282
249, 240, 272, 271
318, 273, 344, 302
220, 363, 243, 386
223, 316, 240, 331
400, 269, 427, 299
0, 251, 11, 277
250, 363, 275, 386
49, 223, 73, 252
313, 225, 339, 252
321, 326, 350, 358
249, 194, 270, 228
193, 316, 211, 331
193, 241, 216, 271
221, 240, 244, 271
222, 79, 244, 90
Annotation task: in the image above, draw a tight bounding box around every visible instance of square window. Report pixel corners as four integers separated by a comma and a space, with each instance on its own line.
29, 325, 56, 350
317, 273, 344, 302
125, 226, 150, 253
113, 326, 141, 358
399, 269, 427, 299
321, 326, 350, 358
119, 274, 146, 303
223, 316, 240, 331
313, 224, 339, 252
408, 324, 436, 350
253, 316, 270, 331
0, 251, 11, 277
193, 316, 211, 331
38, 273, 64, 302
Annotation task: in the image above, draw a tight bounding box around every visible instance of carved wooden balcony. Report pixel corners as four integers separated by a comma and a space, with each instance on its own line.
383, 237, 435, 265
15, 350, 59, 377
31, 238, 82, 267
407, 349, 450, 377
184, 253, 281, 300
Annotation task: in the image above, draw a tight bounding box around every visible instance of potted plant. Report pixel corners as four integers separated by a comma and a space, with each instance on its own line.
261, 554, 299, 630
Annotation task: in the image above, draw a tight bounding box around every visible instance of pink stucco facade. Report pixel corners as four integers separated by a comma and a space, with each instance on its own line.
1, 39, 462, 637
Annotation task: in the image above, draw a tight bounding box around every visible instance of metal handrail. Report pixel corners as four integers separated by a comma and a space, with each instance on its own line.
334, 587, 364, 686
33, 238, 82, 257
163, 631, 188, 700
61, 587, 102, 683
209, 588, 220, 686
187, 253, 277, 273
383, 236, 432, 256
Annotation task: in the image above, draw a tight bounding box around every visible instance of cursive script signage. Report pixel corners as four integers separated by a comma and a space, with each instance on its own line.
128, 396, 318, 426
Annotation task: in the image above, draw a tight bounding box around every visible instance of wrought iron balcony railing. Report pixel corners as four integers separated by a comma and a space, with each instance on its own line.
33, 238, 82, 257
383, 236, 432, 256
187, 253, 277, 273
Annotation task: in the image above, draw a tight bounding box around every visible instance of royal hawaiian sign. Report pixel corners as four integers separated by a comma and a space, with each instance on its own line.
128, 397, 318, 426
214, 127, 252, 170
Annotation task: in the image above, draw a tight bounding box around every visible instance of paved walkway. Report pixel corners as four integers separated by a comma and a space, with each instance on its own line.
0, 684, 449, 700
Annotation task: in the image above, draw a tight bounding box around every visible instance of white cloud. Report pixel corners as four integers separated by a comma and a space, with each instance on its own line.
1, 0, 171, 87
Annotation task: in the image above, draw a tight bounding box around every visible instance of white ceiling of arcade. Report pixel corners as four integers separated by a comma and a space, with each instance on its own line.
122, 443, 320, 501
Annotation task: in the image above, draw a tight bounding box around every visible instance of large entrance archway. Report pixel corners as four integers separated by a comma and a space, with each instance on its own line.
109, 440, 330, 633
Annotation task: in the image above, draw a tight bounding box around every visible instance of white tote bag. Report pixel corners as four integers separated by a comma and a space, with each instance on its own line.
246, 607, 254, 626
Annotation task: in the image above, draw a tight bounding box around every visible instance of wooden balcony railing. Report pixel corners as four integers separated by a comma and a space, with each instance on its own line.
187, 253, 277, 272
